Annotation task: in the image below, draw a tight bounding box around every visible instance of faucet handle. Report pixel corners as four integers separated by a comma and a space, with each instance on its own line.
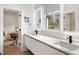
67, 36, 72, 39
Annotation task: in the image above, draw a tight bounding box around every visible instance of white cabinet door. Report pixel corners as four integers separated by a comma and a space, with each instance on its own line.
24, 36, 66, 55
24, 36, 32, 50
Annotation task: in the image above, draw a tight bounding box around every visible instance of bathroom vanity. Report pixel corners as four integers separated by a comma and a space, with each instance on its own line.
24, 34, 65, 55
23, 5, 79, 55
24, 34, 79, 55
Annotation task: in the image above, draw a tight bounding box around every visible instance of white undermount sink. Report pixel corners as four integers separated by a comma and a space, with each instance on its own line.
55, 41, 79, 50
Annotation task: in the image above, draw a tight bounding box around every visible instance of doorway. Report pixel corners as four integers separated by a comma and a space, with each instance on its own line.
64, 12, 75, 32
3, 8, 21, 55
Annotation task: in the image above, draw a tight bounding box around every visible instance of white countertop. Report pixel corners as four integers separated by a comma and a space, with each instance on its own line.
24, 34, 79, 55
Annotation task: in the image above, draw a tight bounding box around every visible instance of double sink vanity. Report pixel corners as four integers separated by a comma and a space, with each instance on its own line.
23, 4, 79, 55
24, 34, 79, 55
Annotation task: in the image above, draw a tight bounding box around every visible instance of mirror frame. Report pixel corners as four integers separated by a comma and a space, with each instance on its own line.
34, 7, 43, 30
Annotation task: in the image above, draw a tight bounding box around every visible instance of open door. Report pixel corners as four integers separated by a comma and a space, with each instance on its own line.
3, 8, 21, 55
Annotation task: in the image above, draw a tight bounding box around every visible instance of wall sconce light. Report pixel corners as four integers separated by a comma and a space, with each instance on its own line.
24, 16, 30, 23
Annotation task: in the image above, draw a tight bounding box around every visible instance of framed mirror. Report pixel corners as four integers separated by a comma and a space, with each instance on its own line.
63, 12, 76, 32
63, 4, 78, 32
35, 8, 42, 30
42, 4, 60, 31
46, 10, 60, 31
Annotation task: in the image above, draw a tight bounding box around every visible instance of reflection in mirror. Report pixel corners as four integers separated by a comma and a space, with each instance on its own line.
47, 13, 54, 29
36, 10, 41, 28
63, 4, 78, 32
53, 11, 60, 30
63, 12, 75, 32
46, 11, 60, 30
35, 8, 42, 29
34, 4, 60, 31
43, 4, 60, 31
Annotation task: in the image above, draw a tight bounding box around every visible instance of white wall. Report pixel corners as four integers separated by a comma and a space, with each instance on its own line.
0, 4, 34, 54
4, 11, 19, 33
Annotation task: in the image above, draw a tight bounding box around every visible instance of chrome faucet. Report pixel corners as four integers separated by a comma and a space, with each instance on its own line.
67, 36, 72, 43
